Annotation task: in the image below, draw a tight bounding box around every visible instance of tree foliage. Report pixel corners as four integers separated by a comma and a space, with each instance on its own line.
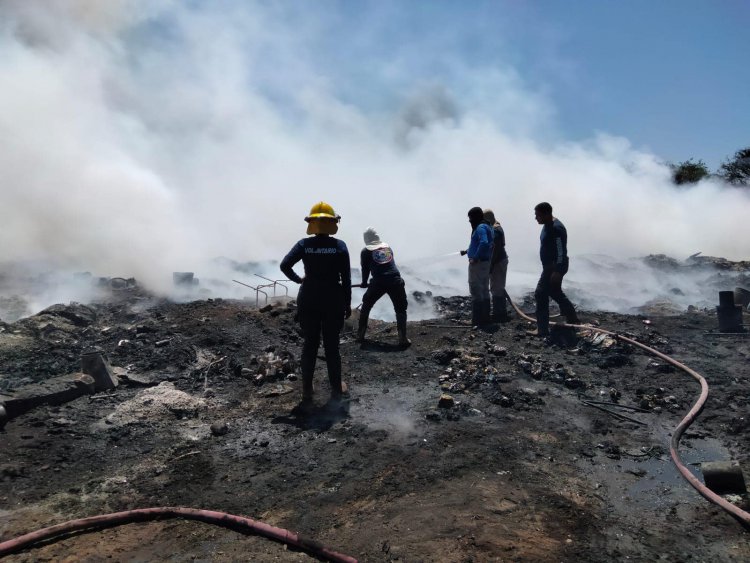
671, 159, 709, 185
718, 147, 750, 186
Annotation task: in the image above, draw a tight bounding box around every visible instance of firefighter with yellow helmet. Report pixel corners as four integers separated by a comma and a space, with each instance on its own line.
281, 202, 351, 411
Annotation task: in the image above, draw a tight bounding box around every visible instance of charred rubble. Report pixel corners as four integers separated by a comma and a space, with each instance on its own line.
1, 256, 749, 561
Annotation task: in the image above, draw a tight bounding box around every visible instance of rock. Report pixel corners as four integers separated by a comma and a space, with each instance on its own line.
432, 348, 460, 365
81, 350, 118, 391
2, 375, 94, 418
488, 345, 507, 356
210, 422, 229, 436
438, 394, 455, 408
37, 303, 97, 327
701, 461, 747, 494
517, 360, 533, 373
260, 384, 294, 397
74, 373, 96, 394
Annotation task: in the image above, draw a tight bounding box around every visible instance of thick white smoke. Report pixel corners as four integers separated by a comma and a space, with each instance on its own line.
0, 1, 748, 318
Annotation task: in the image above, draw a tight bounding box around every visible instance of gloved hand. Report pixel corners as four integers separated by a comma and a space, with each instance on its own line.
360, 282, 368, 288
345, 306, 352, 319
460, 250, 467, 256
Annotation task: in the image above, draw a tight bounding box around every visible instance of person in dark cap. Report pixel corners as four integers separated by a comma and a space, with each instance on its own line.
460, 206, 493, 326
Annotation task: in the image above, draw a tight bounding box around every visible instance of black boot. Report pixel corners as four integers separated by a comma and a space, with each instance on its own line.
471, 300, 482, 326
493, 295, 510, 322
356, 310, 369, 342
481, 299, 492, 326
396, 312, 411, 347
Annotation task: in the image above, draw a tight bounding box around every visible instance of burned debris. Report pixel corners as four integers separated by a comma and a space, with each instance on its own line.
1, 256, 749, 561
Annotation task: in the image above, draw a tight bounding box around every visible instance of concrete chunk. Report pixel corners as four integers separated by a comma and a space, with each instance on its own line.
81, 350, 118, 391
2, 374, 95, 419
701, 461, 747, 494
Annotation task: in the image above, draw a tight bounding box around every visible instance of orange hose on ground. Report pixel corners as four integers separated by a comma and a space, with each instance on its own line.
509, 294, 750, 526
0, 507, 357, 562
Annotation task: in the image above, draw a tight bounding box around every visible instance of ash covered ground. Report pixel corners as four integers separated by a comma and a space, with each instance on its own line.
1, 256, 749, 562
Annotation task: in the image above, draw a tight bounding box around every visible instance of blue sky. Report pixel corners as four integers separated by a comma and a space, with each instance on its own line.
268, 0, 749, 170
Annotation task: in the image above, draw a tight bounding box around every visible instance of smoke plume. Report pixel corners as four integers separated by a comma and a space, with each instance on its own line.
1, 1, 748, 318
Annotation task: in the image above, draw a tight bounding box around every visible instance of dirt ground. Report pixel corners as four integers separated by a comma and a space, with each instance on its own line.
1, 285, 749, 562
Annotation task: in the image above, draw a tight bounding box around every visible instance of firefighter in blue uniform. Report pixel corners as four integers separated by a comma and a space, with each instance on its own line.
280, 202, 351, 409
356, 227, 410, 347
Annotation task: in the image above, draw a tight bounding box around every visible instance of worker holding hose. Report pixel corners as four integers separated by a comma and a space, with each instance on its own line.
356, 227, 410, 347
483, 208, 510, 322
529, 201, 579, 337
460, 206, 494, 327
280, 202, 351, 411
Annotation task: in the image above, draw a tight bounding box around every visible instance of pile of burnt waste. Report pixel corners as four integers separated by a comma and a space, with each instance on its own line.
419, 313, 688, 425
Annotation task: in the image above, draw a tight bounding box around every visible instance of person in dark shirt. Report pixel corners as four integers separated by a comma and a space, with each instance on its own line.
280, 202, 351, 409
460, 206, 493, 326
483, 208, 510, 322
356, 227, 410, 347
530, 202, 579, 337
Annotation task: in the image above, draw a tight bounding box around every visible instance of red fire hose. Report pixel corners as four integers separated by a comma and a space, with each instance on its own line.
0, 506, 358, 561
509, 294, 750, 526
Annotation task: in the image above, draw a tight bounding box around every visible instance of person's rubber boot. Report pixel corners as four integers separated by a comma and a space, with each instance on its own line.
493, 295, 510, 323
397, 328, 411, 347
328, 369, 343, 402
356, 311, 369, 343
293, 378, 314, 415
525, 327, 549, 338
481, 299, 492, 326
471, 300, 482, 327
566, 311, 580, 325
327, 372, 349, 412
397, 313, 411, 347
302, 375, 314, 401
490, 295, 500, 322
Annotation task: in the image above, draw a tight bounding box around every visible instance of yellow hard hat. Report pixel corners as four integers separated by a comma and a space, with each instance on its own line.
305, 201, 340, 235
306, 201, 338, 221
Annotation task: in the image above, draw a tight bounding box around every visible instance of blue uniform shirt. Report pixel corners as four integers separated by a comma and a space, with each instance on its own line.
539, 218, 569, 274
280, 235, 352, 303
467, 223, 493, 261
361, 245, 401, 285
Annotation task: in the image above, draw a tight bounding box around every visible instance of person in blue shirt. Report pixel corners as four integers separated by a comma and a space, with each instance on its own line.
460, 206, 494, 326
356, 227, 410, 347
530, 201, 580, 337
280, 202, 351, 410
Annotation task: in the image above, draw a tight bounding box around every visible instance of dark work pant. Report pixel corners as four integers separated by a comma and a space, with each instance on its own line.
535, 268, 577, 334
361, 277, 408, 329
298, 284, 344, 397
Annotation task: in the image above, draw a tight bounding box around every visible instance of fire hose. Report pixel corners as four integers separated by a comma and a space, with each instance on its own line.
507, 291, 750, 527
0, 507, 357, 561
2, 296, 747, 558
